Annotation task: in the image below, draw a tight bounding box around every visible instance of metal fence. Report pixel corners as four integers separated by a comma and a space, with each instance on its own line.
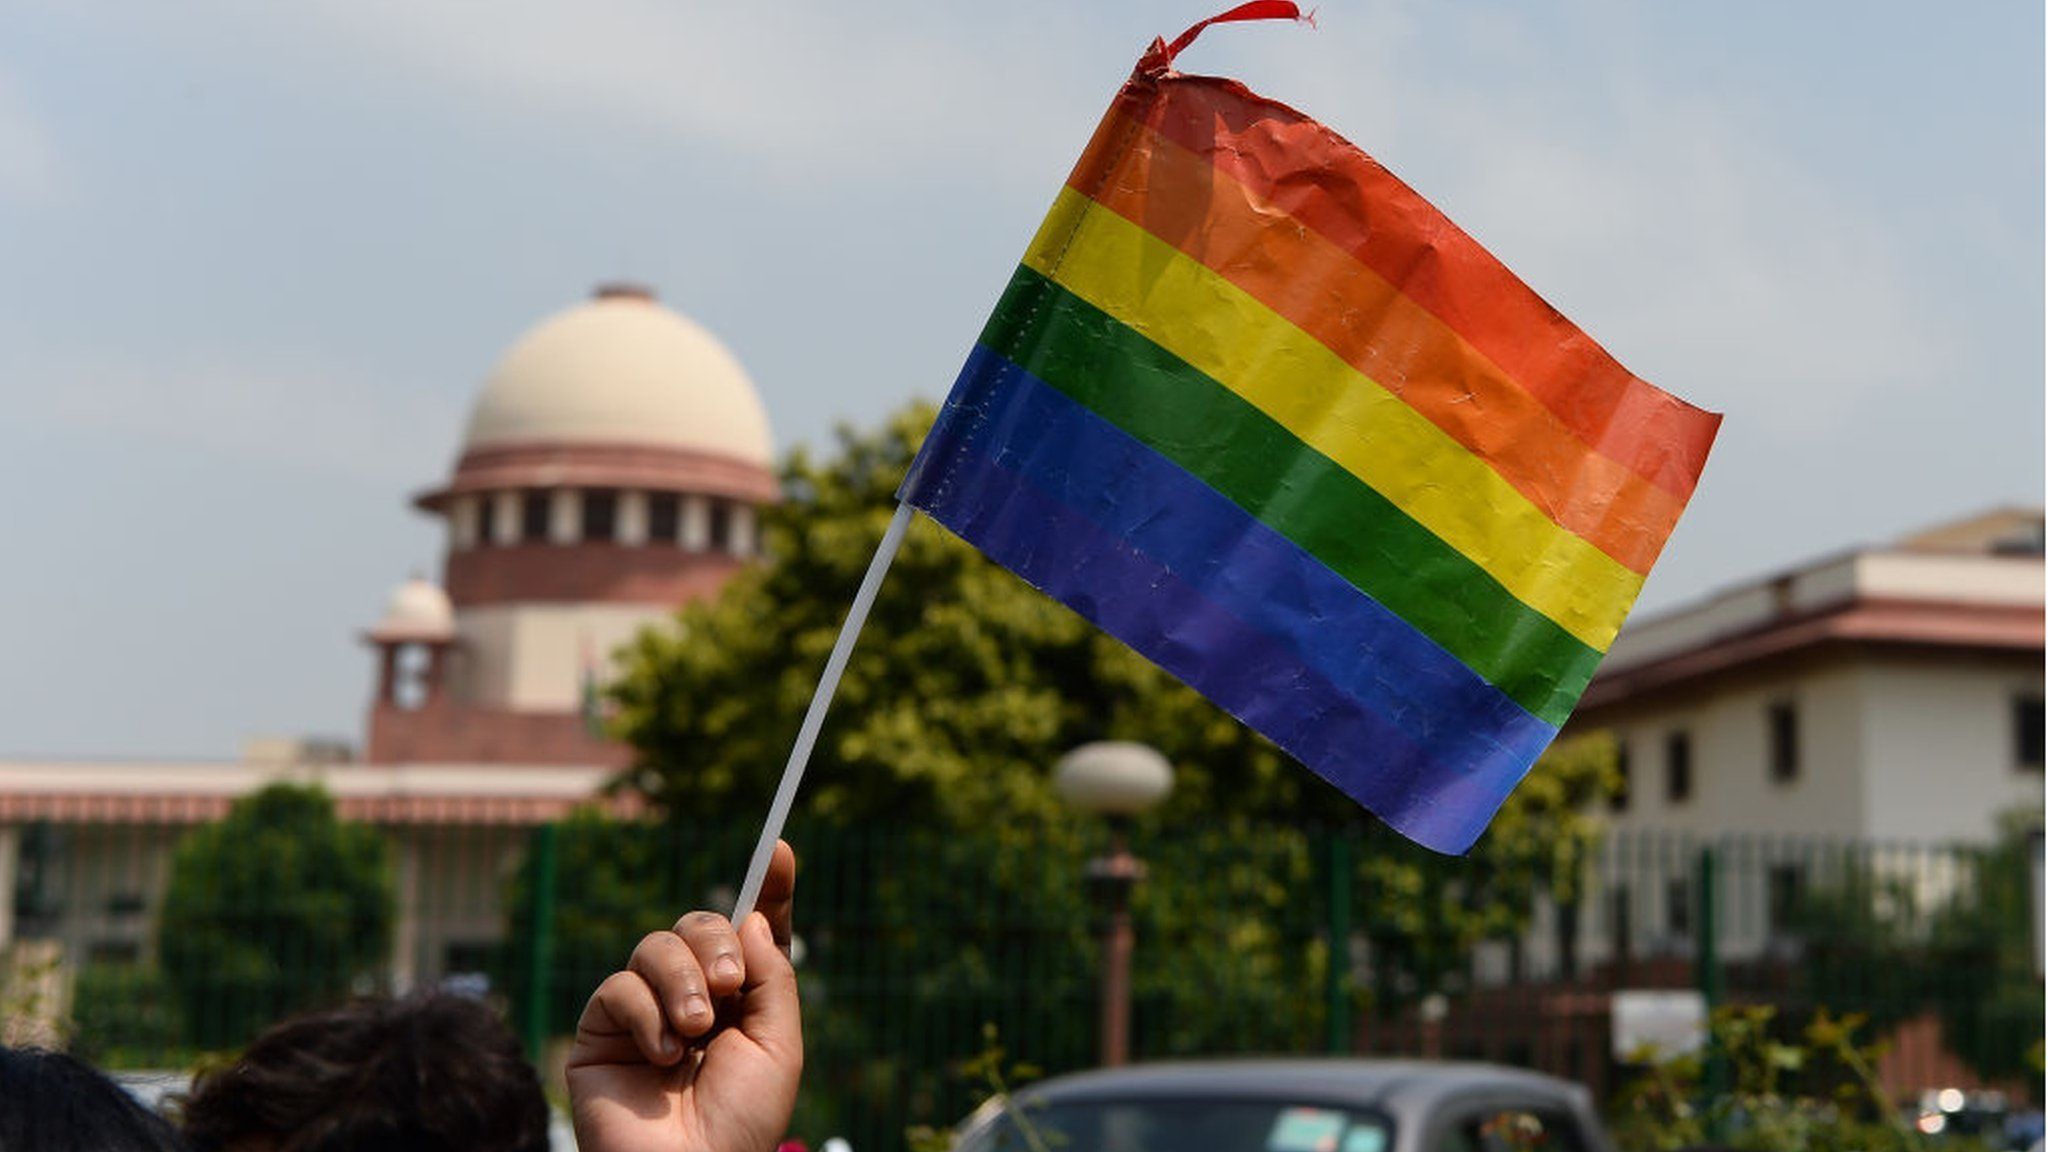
4, 815, 2038, 1148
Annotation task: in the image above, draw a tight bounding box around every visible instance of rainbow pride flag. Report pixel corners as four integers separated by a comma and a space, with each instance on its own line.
898, 6, 1720, 852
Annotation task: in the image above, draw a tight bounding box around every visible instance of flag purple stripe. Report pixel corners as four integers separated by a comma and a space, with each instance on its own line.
903, 347, 1557, 851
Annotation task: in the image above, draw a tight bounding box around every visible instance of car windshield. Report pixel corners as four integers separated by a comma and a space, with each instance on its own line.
960, 1097, 1394, 1152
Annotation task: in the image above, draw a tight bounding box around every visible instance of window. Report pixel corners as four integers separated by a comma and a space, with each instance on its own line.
962, 1100, 1393, 1152
707, 499, 732, 551
582, 489, 618, 542
1664, 731, 1692, 803
1766, 863, 1805, 934
1768, 700, 1799, 783
1608, 740, 1631, 813
1439, 1108, 1592, 1152
1606, 883, 1633, 956
519, 490, 552, 542
2014, 694, 2044, 771
476, 495, 499, 546
1553, 897, 1582, 980
1664, 876, 1691, 937
444, 941, 498, 982
647, 493, 680, 543
392, 644, 430, 711
87, 940, 141, 964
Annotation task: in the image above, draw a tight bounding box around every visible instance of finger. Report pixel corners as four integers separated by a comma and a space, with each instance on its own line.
626, 929, 716, 1038
756, 840, 797, 955
672, 909, 746, 1000
575, 970, 683, 1066
734, 910, 802, 1065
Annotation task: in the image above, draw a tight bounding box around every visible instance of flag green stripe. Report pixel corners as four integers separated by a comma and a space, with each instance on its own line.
980, 264, 1599, 724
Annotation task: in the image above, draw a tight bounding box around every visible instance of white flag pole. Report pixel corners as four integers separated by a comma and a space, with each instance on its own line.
731, 500, 917, 924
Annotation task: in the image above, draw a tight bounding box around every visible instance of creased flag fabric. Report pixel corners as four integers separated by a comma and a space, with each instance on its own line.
898, 18, 1721, 853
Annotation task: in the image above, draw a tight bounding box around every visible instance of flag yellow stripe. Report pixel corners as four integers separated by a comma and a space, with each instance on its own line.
1024, 187, 1642, 651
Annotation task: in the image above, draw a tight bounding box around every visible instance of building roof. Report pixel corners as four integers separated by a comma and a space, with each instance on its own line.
0, 759, 625, 826
460, 284, 774, 468
1580, 509, 2043, 712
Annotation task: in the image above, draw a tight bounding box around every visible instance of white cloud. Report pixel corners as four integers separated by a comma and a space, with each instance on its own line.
34, 353, 464, 486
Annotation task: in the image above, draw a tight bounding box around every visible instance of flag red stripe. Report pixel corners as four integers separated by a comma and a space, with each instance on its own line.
1068, 116, 1685, 574
1081, 75, 1720, 500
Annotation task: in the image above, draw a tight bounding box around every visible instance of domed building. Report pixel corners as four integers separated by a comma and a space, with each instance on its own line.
364, 283, 778, 766
0, 283, 785, 1008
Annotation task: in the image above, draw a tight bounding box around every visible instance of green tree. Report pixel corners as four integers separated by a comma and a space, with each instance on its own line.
609, 404, 1617, 997
611, 404, 1310, 832
588, 402, 1620, 1143
1925, 807, 2045, 1083
1787, 854, 1928, 1037
68, 961, 181, 1067
1786, 808, 2044, 1085
611, 402, 1613, 845
500, 808, 755, 1047
1610, 1005, 1986, 1152
158, 783, 393, 1049
1350, 731, 1617, 1008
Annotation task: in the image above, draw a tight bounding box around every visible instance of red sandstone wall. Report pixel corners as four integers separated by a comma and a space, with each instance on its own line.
443, 544, 746, 607
366, 701, 633, 768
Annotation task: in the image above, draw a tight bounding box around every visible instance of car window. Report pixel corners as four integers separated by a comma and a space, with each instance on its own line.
1433, 1108, 1588, 1152
962, 1098, 1394, 1152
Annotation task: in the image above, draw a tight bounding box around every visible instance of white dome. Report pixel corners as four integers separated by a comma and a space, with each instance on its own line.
372, 577, 455, 642
462, 286, 774, 466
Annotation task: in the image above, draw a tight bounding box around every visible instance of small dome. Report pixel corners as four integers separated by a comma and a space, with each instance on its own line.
461, 285, 774, 467
370, 577, 455, 643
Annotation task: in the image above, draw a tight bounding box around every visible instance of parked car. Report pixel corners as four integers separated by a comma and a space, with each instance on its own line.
950, 1058, 1618, 1152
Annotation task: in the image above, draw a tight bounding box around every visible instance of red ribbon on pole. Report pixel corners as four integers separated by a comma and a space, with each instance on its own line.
1139, 2, 1311, 76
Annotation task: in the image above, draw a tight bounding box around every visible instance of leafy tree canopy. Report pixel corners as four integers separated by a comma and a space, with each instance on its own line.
611, 402, 1614, 857
608, 404, 1618, 1002
586, 402, 1623, 1143
157, 783, 393, 1049
1787, 805, 2044, 1085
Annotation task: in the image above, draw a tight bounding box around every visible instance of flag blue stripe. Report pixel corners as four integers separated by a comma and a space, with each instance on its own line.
903, 346, 1559, 852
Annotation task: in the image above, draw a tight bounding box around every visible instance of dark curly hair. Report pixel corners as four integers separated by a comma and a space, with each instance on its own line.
0, 1046, 190, 1152
177, 993, 548, 1152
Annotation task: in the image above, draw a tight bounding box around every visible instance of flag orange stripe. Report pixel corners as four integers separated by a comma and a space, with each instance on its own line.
1070, 117, 1684, 575
1072, 76, 1720, 501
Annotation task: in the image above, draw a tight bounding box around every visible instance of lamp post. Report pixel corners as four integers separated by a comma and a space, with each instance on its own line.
1053, 741, 1173, 1068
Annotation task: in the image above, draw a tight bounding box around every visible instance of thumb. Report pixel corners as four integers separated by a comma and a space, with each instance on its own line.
737, 910, 802, 1065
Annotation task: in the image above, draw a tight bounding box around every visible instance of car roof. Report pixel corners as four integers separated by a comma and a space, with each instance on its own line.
1011, 1057, 1591, 1116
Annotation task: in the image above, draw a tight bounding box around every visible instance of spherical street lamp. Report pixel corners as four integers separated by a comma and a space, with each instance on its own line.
1054, 742, 1174, 818
1053, 742, 1173, 1068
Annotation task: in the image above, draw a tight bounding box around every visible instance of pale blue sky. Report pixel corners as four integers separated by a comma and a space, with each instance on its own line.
1, 1, 2039, 758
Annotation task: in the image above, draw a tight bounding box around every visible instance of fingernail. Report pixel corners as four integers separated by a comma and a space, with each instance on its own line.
713, 955, 742, 982
684, 994, 710, 1020
660, 1032, 681, 1058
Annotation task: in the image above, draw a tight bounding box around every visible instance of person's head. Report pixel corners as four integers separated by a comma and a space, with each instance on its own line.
178, 992, 548, 1152
0, 1046, 190, 1152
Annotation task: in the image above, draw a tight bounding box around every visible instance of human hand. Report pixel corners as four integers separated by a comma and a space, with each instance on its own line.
567, 840, 800, 1152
